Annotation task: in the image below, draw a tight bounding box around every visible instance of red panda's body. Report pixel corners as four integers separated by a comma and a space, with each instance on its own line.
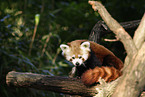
60, 40, 123, 86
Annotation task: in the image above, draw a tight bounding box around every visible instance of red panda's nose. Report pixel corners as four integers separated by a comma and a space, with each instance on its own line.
76, 62, 80, 66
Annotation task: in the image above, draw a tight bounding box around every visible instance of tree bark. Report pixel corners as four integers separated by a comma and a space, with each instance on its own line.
88, 1, 137, 59
112, 14, 145, 97
89, 1, 145, 97
6, 71, 97, 96
89, 20, 140, 43
112, 43, 145, 97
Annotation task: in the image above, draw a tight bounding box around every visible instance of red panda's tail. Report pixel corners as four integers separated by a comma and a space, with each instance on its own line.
81, 66, 121, 86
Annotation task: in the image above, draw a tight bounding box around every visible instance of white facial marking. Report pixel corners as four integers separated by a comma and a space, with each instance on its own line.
60, 41, 91, 67
82, 53, 89, 60
72, 58, 83, 66
66, 56, 71, 61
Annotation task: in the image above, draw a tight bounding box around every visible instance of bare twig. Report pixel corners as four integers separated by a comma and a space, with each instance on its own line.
29, 14, 40, 56
104, 36, 119, 42
29, 23, 38, 56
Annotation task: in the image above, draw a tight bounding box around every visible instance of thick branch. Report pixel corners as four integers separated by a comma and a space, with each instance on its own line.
6, 71, 97, 96
133, 13, 145, 49
112, 42, 145, 97
112, 13, 145, 97
125, 14, 145, 65
88, 1, 137, 59
89, 1, 145, 97
89, 20, 140, 43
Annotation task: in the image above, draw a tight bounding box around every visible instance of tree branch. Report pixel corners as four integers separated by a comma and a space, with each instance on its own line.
88, 1, 137, 59
112, 42, 145, 97
6, 71, 121, 96
133, 13, 145, 49
6, 71, 97, 96
125, 14, 145, 66
112, 13, 145, 97
89, 20, 140, 43
88, 1, 145, 97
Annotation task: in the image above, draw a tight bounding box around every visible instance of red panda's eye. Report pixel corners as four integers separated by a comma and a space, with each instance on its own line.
72, 57, 75, 59
82, 58, 85, 61
79, 56, 82, 59
70, 59, 72, 61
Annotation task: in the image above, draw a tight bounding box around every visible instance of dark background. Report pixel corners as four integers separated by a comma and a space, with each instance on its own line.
0, 0, 145, 97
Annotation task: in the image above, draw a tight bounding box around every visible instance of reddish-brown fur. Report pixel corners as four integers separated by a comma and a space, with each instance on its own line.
65, 40, 123, 86
81, 66, 121, 86
68, 40, 123, 70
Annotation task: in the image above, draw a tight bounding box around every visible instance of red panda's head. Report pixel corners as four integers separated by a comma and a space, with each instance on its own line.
60, 40, 91, 66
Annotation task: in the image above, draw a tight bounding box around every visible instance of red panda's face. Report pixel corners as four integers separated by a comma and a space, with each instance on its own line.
60, 41, 90, 66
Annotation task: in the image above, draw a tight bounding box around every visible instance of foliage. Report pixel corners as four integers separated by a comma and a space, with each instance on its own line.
0, 0, 144, 97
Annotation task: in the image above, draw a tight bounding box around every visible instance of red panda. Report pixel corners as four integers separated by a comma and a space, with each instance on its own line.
60, 40, 123, 86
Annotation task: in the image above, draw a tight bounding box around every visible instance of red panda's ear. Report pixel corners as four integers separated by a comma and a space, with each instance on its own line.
80, 41, 90, 52
60, 44, 70, 52
80, 41, 90, 49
